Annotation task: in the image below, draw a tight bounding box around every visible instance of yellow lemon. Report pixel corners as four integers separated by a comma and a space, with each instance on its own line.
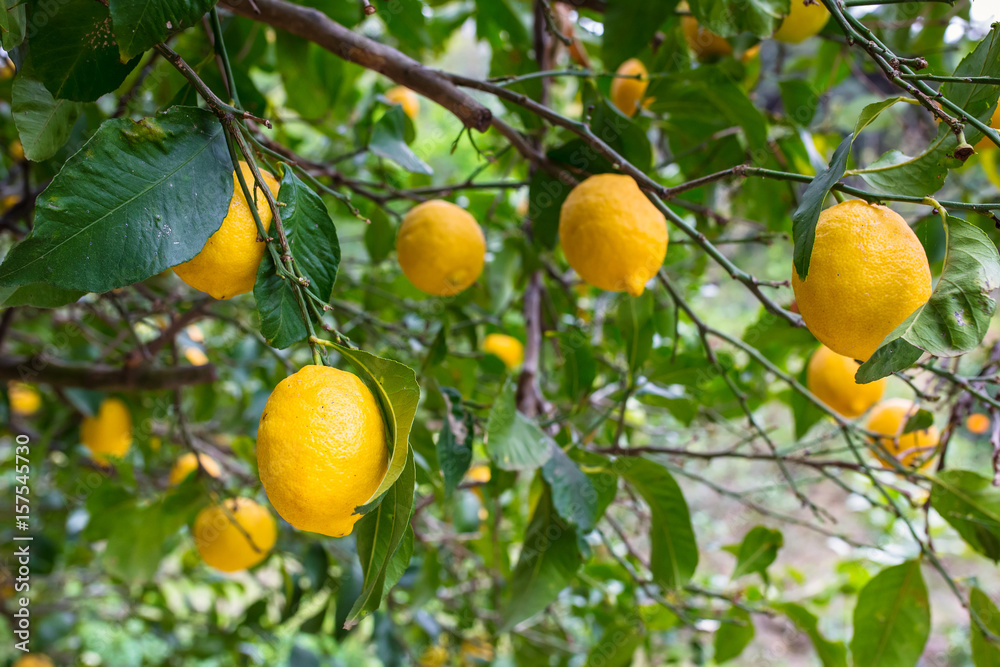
866, 398, 939, 470
184, 346, 209, 366
791, 200, 931, 362
976, 106, 1000, 151
9, 139, 24, 161
384, 86, 420, 120
169, 452, 223, 486
185, 324, 205, 343
174, 162, 280, 300
193, 497, 276, 572
610, 58, 649, 118
257, 365, 389, 537
680, 2, 732, 60
559, 174, 667, 297
806, 345, 885, 418
8, 382, 41, 416
0, 193, 20, 213
483, 333, 524, 369
966, 413, 991, 435
13, 655, 55, 667
81, 398, 132, 464
466, 465, 492, 484
397, 200, 486, 296
773, 0, 830, 43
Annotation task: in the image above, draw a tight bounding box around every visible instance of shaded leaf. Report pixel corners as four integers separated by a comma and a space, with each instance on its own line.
12, 77, 82, 162
791, 133, 852, 280
714, 607, 754, 663
486, 379, 553, 471
437, 386, 474, 498
370, 106, 432, 175
109, 0, 218, 60
603, 0, 677, 69
365, 207, 395, 263
791, 359, 826, 439
0, 283, 86, 309
930, 469, 1000, 562
690, 0, 788, 38
542, 444, 598, 533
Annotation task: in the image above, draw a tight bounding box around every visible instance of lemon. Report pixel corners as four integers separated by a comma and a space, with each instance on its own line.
806, 345, 885, 418
0, 193, 20, 213
13, 655, 55, 667
791, 200, 931, 362
483, 333, 524, 370
559, 174, 668, 297
257, 365, 389, 537
397, 200, 486, 296
610, 58, 649, 118
385, 86, 420, 120
169, 452, 223, 486
81, 398, 132, 464
680, 2, 732, 60
966, 413, 991, 435
773, 0, 830, 44
174, 162, 280, 300
184, 346, 209, 366
866, 398, 939, 470
976, 106, 1000, 151
193, 497, 276, 572
9, 139, 24, 161
8, 382, 41, 416
466, 465, 492, 484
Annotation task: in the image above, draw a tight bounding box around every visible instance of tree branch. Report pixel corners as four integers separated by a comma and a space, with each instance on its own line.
1, 356, 217, 390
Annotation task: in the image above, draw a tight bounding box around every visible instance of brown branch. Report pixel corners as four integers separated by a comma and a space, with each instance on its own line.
219, 0, 492, 132
0, 355, 216, 390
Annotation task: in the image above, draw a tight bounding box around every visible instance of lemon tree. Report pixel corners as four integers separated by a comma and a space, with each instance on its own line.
2, 0, 1000, 665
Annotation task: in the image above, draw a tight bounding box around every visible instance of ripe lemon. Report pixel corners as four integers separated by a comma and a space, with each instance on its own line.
679, 2, 732, 60
791, 200, 931, 362
397, 200, 486, 296
183, 346, 209, 366
174, 162, 280, 300
81, 398, 132, 464
13, 655, 55, 667
257, 365, 389, 537
976, 106, 1000, 151
384, 86, 420, 120
772, 0, 830, 44
169, 452, 222, 486
966, 413, 991, 435
193, 497, 276, 572
806, 345, 885, 418
559, 174, 667, 297
866, 399, 939, 470
610, 59, 649, 118
483, 333, 524, 369
9, 139, 24, 161
8, 382, 41, 416
466, 465, 492, 484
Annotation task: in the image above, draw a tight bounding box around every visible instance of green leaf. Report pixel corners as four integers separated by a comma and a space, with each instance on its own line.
856, 139, 955, 197
617, 292, 655, 373
255, 168, 340, 349
858, 217, 1000, 381
779, 79, 820, 126
554, 328, 597, 401
542, 445, 598, 533
0, 283, 86, 308
617, 457, 698, 589
713, 607, 755, 663
585, 622, 643, 667
850, 560, 930, 667
0, 107, 232, 292
364, 207, 395, 263
791, 359, 826, 439
854, 97, 910, 137
941, 27, 1000, 145
1, 0, 26, 50
902, 409, 934, 435
930, 469, 1000, 562
383, 526, 414, 593
775, 602, 848, 667
730, 525, 783, 580
970, 587, 1000, 666
690, 0, 789, 38
437, 386, 473, 498
528, 168, 571, 250
370, 106, 432, 175
603, 0, 677, 69
30, 1, 141, 102
486, 378, 554, 471
12, 77, 82, 162
791, 133, 852, 280
346, 449, 416, 626
380, 0, 430, 54
591, 95, 653, 174
501, 484, 582, 631
109, 0, 218, 60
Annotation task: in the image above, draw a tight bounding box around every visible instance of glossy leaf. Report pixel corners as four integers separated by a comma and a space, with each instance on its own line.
0, 107, 232, 292
369, 106, 432, 175
109, 0, 218, 59
941, 27, 1000, 145
850, 559, 930, 667
11, 77, 81, 162
542, 444, 599, 533
791, 133, 852, 280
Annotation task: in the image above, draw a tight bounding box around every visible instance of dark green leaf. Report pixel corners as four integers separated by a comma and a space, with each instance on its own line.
0, 283, 86, 308
603, 0, 677, 69
501, 484, 582, 631
109, 0, 218, 60
775, 602, 848, 667
542, 445, 598, 533
553, 328, 596, 401
617, 292, 655, 374
255, 168, 340, 349
365, 207, 395, 263
31, 1, 141, 102
850, 560, 930, 667
528, 168, 571, 250
792, 133, 852, 280
930, 469, 1000, 562
618, 457, 698, 589
590, 96, 653, 174
437, 386, 473, 498
730, 525, 783, 580
12, 77, 82, 162
792, 356, 826, 439
1, 0, 26, 50
690, 0, 789, 38
902, 409, 934, 435
0, 107, 232, 292
713, 607, 754, 663
970, 587, 1000, 666
380, 0, 430, 54
941, 27, 1000, 145
857, 140, 955, 197
779, 79, 820, 126
858, 217, 1000, 381
486, 379, 554, 471
370, 106, 432, 175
